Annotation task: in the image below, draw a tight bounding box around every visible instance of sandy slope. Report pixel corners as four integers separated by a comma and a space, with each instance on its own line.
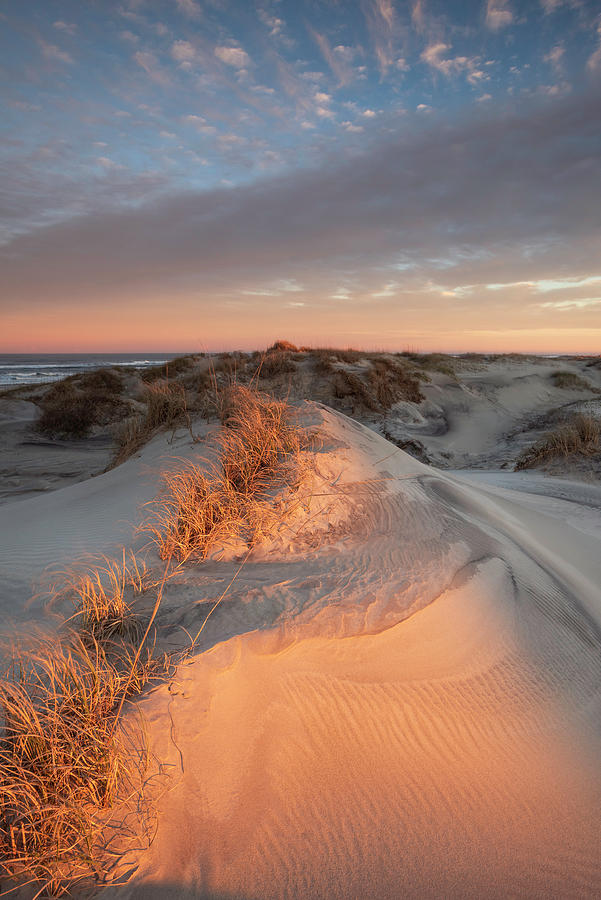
0, 423, 212, 626
90, 406, 601, 899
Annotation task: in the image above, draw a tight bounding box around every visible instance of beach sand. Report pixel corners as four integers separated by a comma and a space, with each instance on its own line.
1, 367, 601, 897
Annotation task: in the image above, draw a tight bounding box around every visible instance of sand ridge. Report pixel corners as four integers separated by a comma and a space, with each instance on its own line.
96, 404, 601, 898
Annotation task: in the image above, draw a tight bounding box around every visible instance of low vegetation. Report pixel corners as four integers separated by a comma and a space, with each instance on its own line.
113, 380, 192, 466
551, 370, 593, 391
515, 413, 600, 470
140, 354, 199, 383
0, 630, 157, 896
35, 370, 125, 439
2, 380, 311, 899
147, 385, 306, 562
400, 352, 458, 378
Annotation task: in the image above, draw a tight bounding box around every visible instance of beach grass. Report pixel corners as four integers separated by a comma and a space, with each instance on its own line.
515, 413, 600, 470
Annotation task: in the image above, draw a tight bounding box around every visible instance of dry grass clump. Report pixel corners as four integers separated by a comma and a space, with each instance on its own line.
143, 381, 189, 431
402, 352, 457, 378
515, 413, 600, 470
0, 633, 155, 896
113, 380, 191, 465
368, 359, 425, 407
219, 387, 302, 494
35, 371, 125, 439
62, 554, 151, 643
76, 370, 124, 395
585, 356, 601, 370
332, 370, 379, 412
551, 370, 593, 391
147, 386, 305, 562
146, 468, 244, 562
258, 350, 296, 379
268, 340, 298, 352
141, 355, 197, 383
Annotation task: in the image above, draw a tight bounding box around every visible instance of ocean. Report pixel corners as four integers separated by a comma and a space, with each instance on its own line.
0, 353, 188, 387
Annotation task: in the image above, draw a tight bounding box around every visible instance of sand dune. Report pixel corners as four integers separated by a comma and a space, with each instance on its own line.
1, 398, 600, 895
89, 406, 601, 899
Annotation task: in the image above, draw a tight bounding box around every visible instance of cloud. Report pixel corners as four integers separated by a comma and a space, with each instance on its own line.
309, 28, 354, 85
175, 0, 202, 19
411, 0, 426, 32
214, 46, 251, 68
544, 44, 564, 74
486, 0, 513, 31
96, 157, 124, 170
258, 9, 284, 37
38, 39, 74, 64
3, 90, 600, 313
540, 0, 563, 12
588, 23, 601, 73
133, 50, 171, 85
171, 40, 196, 62
539, 297, 601, 310
361, 0, 396, 74
53, 21, 77, 35
421, 43, 486, 84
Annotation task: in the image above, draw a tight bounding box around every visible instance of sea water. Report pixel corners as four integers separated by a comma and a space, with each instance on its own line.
0, 353, 187, 387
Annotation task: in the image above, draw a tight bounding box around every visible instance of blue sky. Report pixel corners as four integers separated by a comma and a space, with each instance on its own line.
1, 0, 601, 351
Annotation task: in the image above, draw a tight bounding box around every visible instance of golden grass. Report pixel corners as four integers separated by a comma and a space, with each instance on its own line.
61, 552, 151, 644
2, 383, 308, 894
219, 386, 302, 493
113, 380, 192, 466
515, 413, 601, 470
0, 633, 156, 896
146, 385, 306, 563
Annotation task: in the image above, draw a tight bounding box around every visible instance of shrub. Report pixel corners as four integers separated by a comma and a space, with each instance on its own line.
77, 369, 123, 395
35, 371, 125, 439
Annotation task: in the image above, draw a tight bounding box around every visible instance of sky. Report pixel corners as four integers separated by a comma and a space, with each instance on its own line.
1, 0, 601, 353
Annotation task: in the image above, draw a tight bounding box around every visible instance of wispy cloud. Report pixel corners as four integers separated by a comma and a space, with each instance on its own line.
53, 21, 77, 36
360, 0, 396, 75
309, 28, 354, 86
544, 44, 564, 74
587, 22, 601, 73
133, 50, 171, 85
38, 39, 74, 65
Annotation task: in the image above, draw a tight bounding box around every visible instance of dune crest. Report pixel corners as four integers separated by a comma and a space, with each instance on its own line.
106, 406, 601, 899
